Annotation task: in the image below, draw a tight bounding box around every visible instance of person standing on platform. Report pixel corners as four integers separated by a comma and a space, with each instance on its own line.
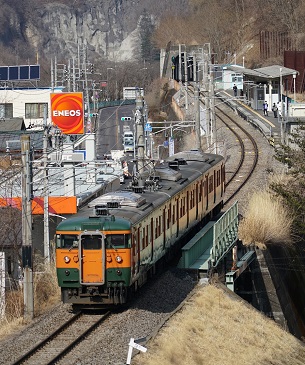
263, 101, 268, 116
272, 103, 278, 118
233, 84, 237, 97
278, 102, 282, 118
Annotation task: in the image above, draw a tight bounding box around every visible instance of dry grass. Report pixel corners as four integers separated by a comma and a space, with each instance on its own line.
33, 259, 61, 315
133, 284, 305, 365
0, 259, 60, 339
238, 190, 293, 249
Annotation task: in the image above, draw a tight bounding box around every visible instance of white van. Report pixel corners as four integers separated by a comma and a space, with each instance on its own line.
123, 131, 134, 139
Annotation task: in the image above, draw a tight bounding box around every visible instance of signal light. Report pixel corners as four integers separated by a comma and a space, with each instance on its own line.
121, 117, 131, 121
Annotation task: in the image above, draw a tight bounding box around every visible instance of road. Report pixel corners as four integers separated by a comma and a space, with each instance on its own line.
95, 104, 135, 159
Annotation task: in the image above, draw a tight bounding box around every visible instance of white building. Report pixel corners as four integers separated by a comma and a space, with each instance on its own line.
0, 87, 63, 129
123, 87, 144, 100
213, 64, 244, 92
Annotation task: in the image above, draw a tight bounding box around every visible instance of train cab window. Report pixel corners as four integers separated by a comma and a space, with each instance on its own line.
56, 234, 79, 249
105, 234, 130, 249
81, 235, 102, 250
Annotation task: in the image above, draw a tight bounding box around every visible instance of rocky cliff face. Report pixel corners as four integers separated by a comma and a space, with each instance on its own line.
28, 0, 141, 62
0, 0, 188, 65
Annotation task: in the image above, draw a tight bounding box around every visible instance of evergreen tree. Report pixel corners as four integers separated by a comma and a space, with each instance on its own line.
270, 124, 305, 235
139, 9, 159, 62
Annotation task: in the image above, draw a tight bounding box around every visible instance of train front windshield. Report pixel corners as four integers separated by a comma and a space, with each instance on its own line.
56, 234, 79, 249
105, 234, 131, 249
81, 235, 102, 250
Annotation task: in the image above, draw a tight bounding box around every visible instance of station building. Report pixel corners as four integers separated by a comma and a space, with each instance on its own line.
0, 87, 63, 129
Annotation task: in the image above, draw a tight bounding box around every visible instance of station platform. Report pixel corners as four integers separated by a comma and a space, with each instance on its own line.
216, 90, 282, 147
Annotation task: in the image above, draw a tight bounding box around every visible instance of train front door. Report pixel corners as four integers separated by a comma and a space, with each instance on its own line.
79, 232, 105, 285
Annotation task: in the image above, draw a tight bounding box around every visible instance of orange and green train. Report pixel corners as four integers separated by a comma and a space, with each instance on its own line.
55, 150, 225, 307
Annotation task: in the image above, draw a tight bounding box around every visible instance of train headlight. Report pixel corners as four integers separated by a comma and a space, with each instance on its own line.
64, 256, 71, 263
116, 270, 122, 276
115, 255, 122, 263
65, 270, 70, 276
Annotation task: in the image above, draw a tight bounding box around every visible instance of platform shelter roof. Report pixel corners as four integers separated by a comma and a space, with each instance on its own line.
226, 64, 298, 80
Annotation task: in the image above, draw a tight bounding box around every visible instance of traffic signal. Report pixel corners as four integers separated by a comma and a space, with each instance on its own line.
121, 117, 131, 121
90, 64, 94, 73
172, 55, 179, 81
171, 54, 195, 82
63, 69, 68, 81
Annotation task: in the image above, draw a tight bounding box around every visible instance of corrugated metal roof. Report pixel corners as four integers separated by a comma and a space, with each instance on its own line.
0, 132, 43, 151
225, 65, 265, 77
226, 64, 298, 79
254, 65, 298, 78
0, 118, 25, 132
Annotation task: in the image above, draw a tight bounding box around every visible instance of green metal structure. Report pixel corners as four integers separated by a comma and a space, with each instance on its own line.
178, 202, 239, 272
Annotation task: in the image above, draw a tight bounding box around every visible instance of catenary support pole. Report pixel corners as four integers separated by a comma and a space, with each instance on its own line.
135, 92, 145, 175
43, 105, 50, 262
21, 135, 34, 321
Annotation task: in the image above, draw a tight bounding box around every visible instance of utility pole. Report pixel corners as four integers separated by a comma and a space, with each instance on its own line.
179, 44, 182, 91
83, 45, 92, 133
72, 58, 76, 92
43, 105, 50, 262
280, 67, 284, 144
67, 58, 71, 92
54, 56, 57, 88
135, 92, 145, 175
184, 47, 188, 112
203, 52, 210, 149
21, 135, 34, 321
51, 58, 54, 91
209, 64, 216, 153
193, 54, 201, 151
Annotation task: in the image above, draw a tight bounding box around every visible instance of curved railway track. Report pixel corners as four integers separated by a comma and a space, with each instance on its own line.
12, 311, 111, 365
194, 88, 259, 207
214, 104, 259, 206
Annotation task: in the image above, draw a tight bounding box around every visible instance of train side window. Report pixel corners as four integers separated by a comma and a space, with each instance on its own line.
155, 217, 158, 238
133, 232, 138, 255
209, 176, 214, 193
199, 182, 202, 202
167, 206, 171, 229
141, 228, 145, 250
203, 176, 209, 197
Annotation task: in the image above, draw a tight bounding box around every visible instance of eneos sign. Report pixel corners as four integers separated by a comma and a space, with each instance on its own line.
50, 92, 84, 134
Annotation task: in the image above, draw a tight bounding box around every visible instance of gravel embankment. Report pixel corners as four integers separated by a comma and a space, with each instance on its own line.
0, 268, 196, 365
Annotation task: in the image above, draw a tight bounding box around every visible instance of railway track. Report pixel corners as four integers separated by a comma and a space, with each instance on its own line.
214, 104, 259, 206
12, 311, 111, 365
194, 88, 259, 207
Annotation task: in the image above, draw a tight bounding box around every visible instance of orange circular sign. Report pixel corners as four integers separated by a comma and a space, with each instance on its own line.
51, 92, 84, 134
